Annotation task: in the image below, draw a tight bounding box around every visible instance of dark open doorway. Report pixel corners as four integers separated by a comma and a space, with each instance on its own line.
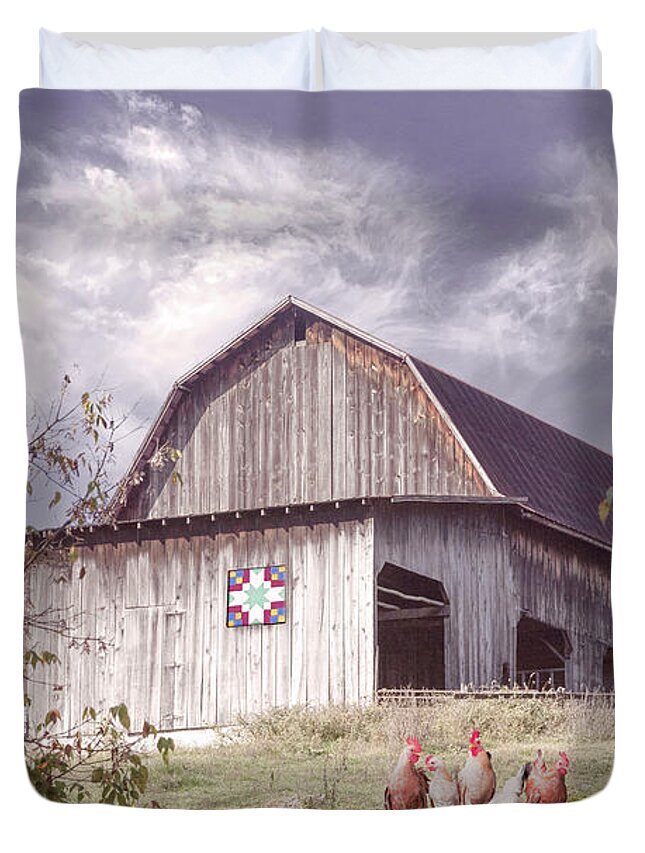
602, 647, 614, 691
516, 615, 571, 689
376, 563, 449, 690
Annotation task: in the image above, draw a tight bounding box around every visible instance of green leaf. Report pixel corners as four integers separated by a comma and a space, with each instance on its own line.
48, 491, 61, 510
156, 736, 175, 767
117, 704, 131, 731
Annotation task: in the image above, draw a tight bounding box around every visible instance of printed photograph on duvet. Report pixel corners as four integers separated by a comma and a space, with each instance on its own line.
18, 89, 615, 808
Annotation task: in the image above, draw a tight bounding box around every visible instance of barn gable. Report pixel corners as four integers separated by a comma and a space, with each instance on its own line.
119, 298, 493, 521
118, 296, 612, 550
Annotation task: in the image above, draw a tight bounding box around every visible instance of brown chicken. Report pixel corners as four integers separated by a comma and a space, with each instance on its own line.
525, 750, 570, 803
384, 736, 428, 809
424, 755, 460, 807
457, 729, 496, 805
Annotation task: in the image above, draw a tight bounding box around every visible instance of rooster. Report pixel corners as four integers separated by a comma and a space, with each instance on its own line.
457, 729, 496, 805
384, 736, 428, 809
525, 750, 570, 803
490, 763, 531, 804
424, 755, 460, 807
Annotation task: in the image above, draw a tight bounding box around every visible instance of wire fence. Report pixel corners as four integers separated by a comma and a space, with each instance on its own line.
376, 686, 615, 705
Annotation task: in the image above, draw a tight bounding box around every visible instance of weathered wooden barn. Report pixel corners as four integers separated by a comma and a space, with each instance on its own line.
27, 296, 613, 731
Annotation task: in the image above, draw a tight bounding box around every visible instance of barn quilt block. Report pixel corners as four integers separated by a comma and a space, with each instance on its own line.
227, 565, 287, 627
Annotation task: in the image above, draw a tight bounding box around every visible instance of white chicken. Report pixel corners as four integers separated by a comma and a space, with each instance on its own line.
490, 763, 531, 803
457, 728, 496, 805
424, 755, 460, 807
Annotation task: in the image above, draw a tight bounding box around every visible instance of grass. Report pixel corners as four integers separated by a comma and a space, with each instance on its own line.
141, 693, 614, 809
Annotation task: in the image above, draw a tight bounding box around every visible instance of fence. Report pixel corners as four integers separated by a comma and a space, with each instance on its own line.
376, 687, 615, 705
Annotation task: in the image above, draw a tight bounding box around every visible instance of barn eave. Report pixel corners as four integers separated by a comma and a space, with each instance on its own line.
67, 493, 612, 553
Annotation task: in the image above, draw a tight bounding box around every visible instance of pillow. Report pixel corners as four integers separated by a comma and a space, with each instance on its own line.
320, 30, 600, 90
40, 29, 316, 90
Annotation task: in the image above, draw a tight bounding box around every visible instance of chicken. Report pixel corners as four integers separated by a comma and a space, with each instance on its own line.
525, 750, 570, 803
457, 728, 496, 805
424, 755, 460, 807
384, 736, 428, 809
527, 748, 547, 778
490, 763, 531, 803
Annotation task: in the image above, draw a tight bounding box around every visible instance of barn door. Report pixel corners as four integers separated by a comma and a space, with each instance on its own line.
161, 610, 186, 730
123, 607, 186, 731
124, 607, 163, 731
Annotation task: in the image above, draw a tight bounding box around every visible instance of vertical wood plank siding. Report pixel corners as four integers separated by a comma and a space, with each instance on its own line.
373, 504, 611, 691
507, 514, 612, 690
26, 504, 611, 732
26, 512, 374, 731
373, 503, 516, 689
122, 316, 489, 521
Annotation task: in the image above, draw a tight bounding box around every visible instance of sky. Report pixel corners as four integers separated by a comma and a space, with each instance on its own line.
17, 89, 616, 522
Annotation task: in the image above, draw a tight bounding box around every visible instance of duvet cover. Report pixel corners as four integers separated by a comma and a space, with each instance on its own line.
19, 88, 615, 808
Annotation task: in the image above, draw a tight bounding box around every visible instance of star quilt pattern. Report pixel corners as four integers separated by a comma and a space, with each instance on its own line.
227, 565, 287, 627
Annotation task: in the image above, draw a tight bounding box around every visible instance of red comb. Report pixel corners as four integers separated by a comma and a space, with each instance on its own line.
470, 729, 480, 743
559, 751, 570, 765
425, 754, 434, 764
406, 736, 421, 752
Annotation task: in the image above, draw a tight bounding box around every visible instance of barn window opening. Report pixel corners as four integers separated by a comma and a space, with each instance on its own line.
516, 615, 571, 690
376, 563, 449, 691
294, 310, 308, 345
602, 646, 614, 691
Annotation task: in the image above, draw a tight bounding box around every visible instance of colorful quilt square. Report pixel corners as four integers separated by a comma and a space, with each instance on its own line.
227, 565, 287, 627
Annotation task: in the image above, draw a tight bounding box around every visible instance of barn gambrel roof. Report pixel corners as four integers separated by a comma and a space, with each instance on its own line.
412, 360, 612, 547
121, 296, 612, 548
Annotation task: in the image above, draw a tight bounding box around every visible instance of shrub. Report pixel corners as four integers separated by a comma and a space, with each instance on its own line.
25, 703, 174, 805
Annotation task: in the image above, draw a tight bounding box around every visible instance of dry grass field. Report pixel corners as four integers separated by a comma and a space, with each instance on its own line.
141, 693, 614, 809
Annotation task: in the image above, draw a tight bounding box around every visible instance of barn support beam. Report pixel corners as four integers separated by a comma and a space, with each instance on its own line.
377, 584, 446, 608
378, 605, 450, 622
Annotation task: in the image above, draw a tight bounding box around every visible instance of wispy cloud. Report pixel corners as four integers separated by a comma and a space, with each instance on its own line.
18, 94, 457, 410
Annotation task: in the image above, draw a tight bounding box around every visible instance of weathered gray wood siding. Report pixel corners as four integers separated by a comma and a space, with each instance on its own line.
508, 514, 612, 690
374, 503, 516, 689
121, 315, 489, 521
373, 503, 612, 690
25, 510, 374, 731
